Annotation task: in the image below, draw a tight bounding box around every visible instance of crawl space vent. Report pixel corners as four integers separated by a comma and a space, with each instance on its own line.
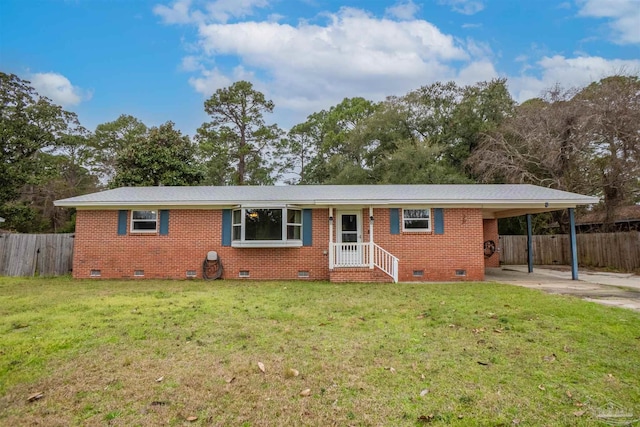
298, 271, 310, 278
413, 270, 424, 277
186, 270, 197, 278
90, 269, 101, 277
455, 269, 467, 277
239, 270, 250, 278
134, 270, 145, 277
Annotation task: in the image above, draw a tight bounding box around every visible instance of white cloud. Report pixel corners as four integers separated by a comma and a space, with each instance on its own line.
510, 55, 640, 102
154, 0, 269, 24
438, 0, 485, 15
183, 7, 485, 122
28, 72, 90, 107
205, 0, 269, 23
385, 0, 420, 20
577, 0, 640, 44
154, 0, 199, 24
188, 66, 255, 96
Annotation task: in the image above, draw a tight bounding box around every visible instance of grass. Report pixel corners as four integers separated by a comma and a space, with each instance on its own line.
0, 277, 639, 426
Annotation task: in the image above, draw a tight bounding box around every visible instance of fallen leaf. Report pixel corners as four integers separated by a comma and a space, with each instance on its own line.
225, 377, 236, 384
27, 392, 44, 402
257, 362, 265, 373
538, 384, 546, 391
420, 373, 426, 380
448, 324, 456, 328
155, 376, 164, 382
543, 354, 557, 362
493, 328, 503, 333
299, 388, 311, 397
285, 368, 299, 378
385, 367, 396, 373
420, 389, 429, 397
458, 414, 464, 419
573, 410, 585, 417
566, 390, 572, 399
418, 414, 434, 422
186, 416, 198, 421
563, 345, 571, 353
512, 419, 520, 425
440, 301, 445, 305
472, 328, 485, 334
477, 361, 489, 366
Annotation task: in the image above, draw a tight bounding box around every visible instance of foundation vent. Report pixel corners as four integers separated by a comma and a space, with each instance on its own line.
413, 270, 424, 277
298, 271, 310, 278
455, 269, 466, 277
186, 270, 197, 278
239, 270, 250, 278
90, 269, 101, 277
134, 270, 145, 277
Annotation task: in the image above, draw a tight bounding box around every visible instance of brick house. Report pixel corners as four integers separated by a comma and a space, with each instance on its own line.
54, 184, 597, 282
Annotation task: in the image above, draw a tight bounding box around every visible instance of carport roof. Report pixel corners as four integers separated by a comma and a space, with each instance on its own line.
54, 184, 599, 219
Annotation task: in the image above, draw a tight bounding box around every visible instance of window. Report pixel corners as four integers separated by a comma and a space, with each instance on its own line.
403, 209, 431, 232
131, 210, 157, 232
232, 207, 302, 247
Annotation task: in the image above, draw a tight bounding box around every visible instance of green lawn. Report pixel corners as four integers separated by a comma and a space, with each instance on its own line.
0, 277, 639, 426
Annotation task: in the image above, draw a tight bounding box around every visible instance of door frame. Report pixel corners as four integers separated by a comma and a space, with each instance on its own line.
336, 210, 362, 243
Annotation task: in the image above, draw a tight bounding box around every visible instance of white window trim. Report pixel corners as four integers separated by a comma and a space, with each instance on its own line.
402, 208, 432, 232
130, 210, 158, 233
231, 207, 302, 248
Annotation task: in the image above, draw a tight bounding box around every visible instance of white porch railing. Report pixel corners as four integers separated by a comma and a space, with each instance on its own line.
331, 242, 371, 268
373, 244, 399, 283
330, 242, 399, 283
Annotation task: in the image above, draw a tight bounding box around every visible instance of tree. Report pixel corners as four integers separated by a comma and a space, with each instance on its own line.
575, 75, 640, 228
275, 121, 319, 184
111, 121, 203, 187
90, 114, 148, 185
468, 75, 640, 231
198, 81, 282, 185
1, 72, 95, 231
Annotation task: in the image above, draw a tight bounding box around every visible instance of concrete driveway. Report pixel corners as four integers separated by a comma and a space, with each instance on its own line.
485, 265, 640, 311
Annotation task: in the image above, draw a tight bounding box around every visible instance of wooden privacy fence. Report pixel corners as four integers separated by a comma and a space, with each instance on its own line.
0, 233, 74, 276
499, 232, 640, 272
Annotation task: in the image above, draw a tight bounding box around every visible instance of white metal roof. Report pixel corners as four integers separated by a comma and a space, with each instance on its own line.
54, 184, 598, 219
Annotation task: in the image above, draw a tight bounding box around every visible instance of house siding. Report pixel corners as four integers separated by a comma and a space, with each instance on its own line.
73, 207, 486, 282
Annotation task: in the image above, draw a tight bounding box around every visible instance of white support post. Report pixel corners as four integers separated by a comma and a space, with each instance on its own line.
329, 207, 334, 270
369, 206, 374, 269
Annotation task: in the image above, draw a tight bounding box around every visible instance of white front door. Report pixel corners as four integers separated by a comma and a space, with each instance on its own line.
336, 211, 364, 266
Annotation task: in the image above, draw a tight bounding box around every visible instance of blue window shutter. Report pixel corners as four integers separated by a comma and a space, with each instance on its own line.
222, 209, 232, 247
302, 209, 312, 246
159, 210, 169, 235
434, 208, 444, 235
117, 210, 127, 235
389, 208, 400, 235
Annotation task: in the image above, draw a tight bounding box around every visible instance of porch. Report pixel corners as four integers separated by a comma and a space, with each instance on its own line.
328, 207, 399, 283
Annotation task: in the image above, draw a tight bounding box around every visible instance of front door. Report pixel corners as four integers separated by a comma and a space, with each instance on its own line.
336, 211, 364, 266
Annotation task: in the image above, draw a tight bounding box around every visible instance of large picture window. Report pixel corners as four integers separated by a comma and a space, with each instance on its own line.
402, 208, 431, 232
232, 207, 302, 247
131, 210, 157, 232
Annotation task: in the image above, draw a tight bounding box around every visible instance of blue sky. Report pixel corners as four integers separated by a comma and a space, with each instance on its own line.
1, 0, 639, 136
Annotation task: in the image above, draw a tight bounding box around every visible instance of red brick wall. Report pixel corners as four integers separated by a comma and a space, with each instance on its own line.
364, 208, 485, 282
482, 218, 500, 268
73, 209, 330, 280
73, 207, 486, 281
